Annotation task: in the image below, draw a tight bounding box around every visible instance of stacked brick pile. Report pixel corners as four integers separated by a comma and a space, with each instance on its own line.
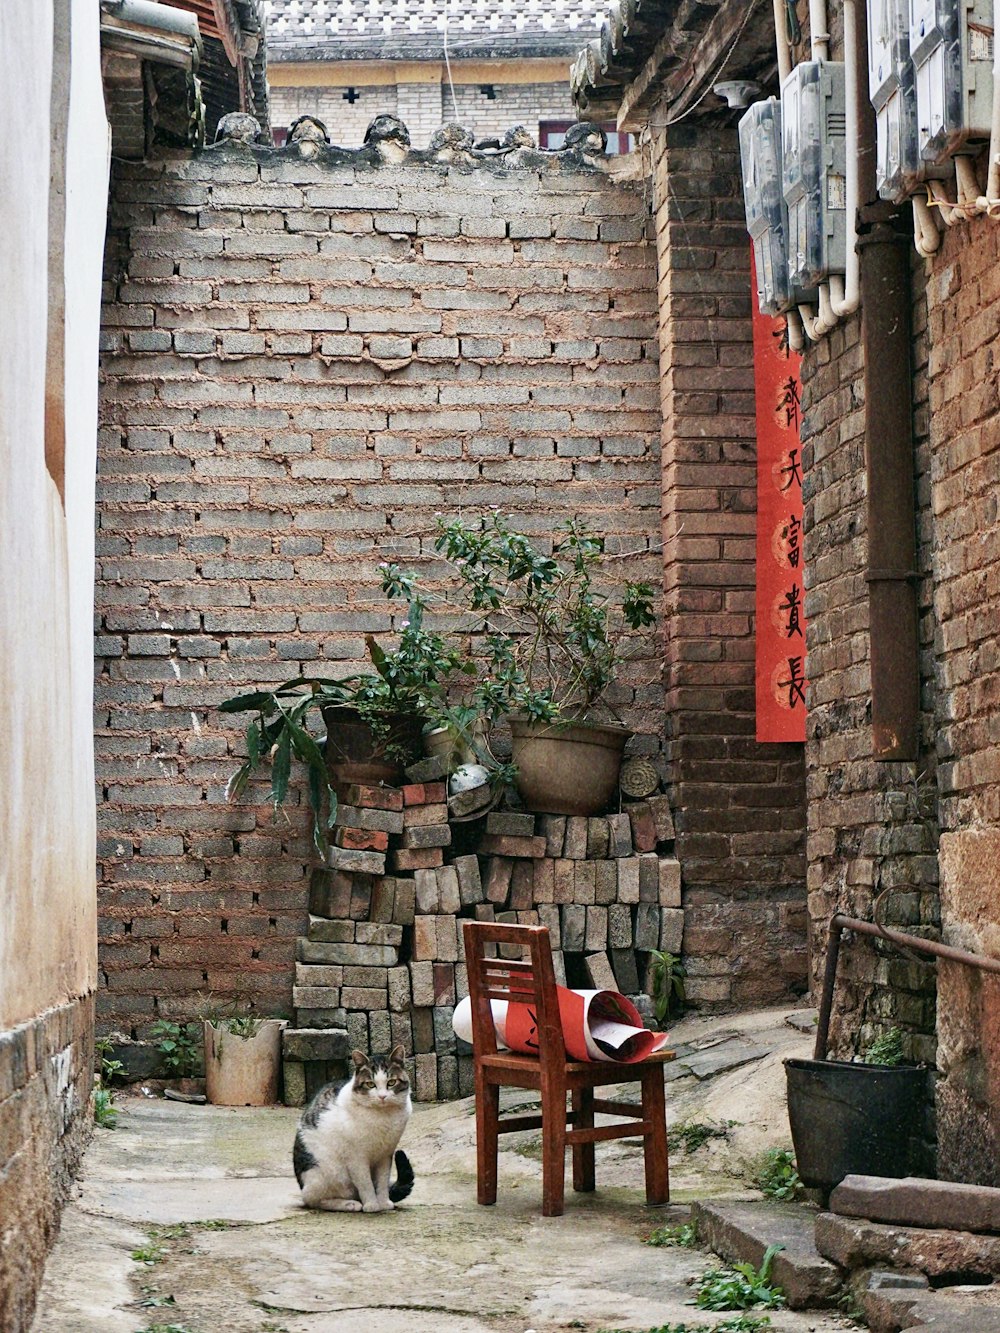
282, 755, 682, 1102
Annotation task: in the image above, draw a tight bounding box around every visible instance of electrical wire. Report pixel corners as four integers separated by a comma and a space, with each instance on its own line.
648, 0, 763, 131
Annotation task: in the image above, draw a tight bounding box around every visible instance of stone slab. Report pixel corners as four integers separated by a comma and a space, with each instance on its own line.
283, 1028, 351, 1061
692, 1199, 843, 1309
815, 1210, 1000, 1279
831, 1175, 1000, 1234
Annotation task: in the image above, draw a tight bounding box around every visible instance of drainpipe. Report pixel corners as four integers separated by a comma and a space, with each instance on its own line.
854, 0, 919, 761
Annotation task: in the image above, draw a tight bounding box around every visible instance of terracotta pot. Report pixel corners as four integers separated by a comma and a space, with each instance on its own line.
203, 1020, 286, 1107
508, 716, 632, 816
321, 705, 423, 787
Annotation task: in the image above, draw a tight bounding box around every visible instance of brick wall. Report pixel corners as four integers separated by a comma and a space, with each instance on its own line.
0, 999, 94, 1332
921, 218, 1000, 1182
96, 142, 663, 1044
269, 81, 575, 148
798, 290, 939, 1069
649, 117, 808, 1009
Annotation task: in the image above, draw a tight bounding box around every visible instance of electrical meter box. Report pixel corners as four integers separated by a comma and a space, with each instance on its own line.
868, 0, 923, 198
781, 61, 847, 291
739, 98, 805, 314
909, 0, 993, 162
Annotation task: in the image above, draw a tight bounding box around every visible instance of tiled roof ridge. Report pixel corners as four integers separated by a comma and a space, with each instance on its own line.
264, 0, 617, 61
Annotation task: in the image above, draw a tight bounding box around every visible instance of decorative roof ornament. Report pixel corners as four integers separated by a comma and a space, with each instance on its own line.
214, 112, 262, 144
364, 113, 411, 162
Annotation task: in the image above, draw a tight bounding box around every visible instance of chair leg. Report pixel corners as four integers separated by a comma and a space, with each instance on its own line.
640, 1065, 669, 1205
571, 1088, 595, 1193
540, 1075, 566, 1217
476, 1076, 500, 1206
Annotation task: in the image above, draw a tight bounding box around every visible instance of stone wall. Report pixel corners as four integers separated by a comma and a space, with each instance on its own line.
648, 117, 809, 1009
284, 774, 681, 1102
0, 1000, 95, 1331
96, 135, 665, 1043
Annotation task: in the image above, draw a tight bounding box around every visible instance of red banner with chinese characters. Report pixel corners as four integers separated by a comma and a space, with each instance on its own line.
752, 251, 806, 742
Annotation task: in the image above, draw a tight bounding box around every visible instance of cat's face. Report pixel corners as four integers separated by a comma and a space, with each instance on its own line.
350, 1044, 410, 1107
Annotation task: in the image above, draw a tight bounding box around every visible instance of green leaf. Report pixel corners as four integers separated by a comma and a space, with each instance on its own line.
270, 728, 291, 812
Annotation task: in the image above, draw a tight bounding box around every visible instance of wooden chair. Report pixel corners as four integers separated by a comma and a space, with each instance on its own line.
462, 920, 673, 1217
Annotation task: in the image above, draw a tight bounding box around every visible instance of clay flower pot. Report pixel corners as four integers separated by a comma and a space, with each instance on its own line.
203, 1019, 286, 1107
508, 716, 632, 816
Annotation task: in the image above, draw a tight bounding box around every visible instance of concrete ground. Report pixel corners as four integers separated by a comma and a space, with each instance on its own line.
32, 1006, 855, 1333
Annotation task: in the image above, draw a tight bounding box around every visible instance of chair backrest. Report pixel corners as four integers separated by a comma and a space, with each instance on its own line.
462, 922, 565, 1063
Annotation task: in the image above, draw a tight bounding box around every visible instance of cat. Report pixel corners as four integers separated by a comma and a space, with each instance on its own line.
293, 1044, 414, 1213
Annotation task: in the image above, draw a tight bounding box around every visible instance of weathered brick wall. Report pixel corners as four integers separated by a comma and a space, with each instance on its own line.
0, 999, 94, 1332
649, 117, 808, 1009
96, 140, 663, 1045
798, 291, 939, 1069
922, 218, 1000, 1182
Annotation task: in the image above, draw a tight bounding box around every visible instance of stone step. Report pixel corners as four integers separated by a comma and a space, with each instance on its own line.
817, 1209, 1000, 1280
861, 1271, 1000, 1333
831, 1174, 1000, 1234
691, 1199, 843, 1309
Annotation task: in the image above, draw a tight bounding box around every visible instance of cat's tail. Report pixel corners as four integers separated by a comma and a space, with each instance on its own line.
389, 1149, 414, 1203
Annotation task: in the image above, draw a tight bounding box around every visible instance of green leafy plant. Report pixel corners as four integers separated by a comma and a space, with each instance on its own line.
646, 1220, 699, 1248
693, 1244, 786, 1312
598, 1318, 771, 1333
96, 1035, 126, 1086
647, 949, 686, 1023
672, 1120, 736, 1155
753, 1147, 802, 1201
131, 1243, 166, 1266
150, 1021, 199, 1080
864, 1025, 905, 1067
417, 512, 656, 724
94, 1086, 118, 1129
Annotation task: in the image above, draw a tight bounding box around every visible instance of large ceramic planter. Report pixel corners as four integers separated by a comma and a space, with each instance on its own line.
785, 1057, 928, 1194
322, 705, 422, 788
508, 716, 632, 816
203, 1019, 286, 1107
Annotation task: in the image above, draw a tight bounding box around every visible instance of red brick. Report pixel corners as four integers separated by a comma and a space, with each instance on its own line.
335, 826, 390, 852
392, 848, 445, 871
343, 783, 403, 811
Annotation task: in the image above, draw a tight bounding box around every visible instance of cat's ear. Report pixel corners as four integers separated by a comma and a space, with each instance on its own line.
351, 1049, 369, 1069
388, 1044, 405, 1066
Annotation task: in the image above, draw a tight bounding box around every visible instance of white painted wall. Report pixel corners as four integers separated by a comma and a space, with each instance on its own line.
0, 0, 109, 1028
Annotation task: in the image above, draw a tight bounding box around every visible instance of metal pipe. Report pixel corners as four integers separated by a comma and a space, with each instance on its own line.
859, 207, 919, 760
814, 912, 1000, 1059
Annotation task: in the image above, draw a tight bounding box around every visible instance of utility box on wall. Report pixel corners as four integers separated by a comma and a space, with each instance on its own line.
781, 61, 848, 289
909, 0, 994, 162
739, 98, 799, 314
869, 0, 923, 198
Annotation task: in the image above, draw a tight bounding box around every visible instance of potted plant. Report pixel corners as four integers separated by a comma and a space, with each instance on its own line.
382, 514, 656, 816
202, 1013, 287, 1107
221, 601, 473, 848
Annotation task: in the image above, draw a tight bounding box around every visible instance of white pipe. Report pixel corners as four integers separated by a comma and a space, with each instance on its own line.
955, 155, 981, 216
986, 0, 1000, 203
772, 0, 794, 81
930, 174, 962, 225
809, 0, 830, 60
817, 281, 837, 331
912, 194, 941, 255
797, 301, 825, 339
831, 0, 860, 316
787, 308, 806, 350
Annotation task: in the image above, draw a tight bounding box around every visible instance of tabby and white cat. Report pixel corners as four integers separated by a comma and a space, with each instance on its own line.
293, 1045, 414, 1212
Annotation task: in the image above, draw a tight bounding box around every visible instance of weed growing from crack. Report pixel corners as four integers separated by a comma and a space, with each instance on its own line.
645, 1220, 699, 1248
130, 1243, 166, 1266
671, 1120, 737, 1154
693, 1243, 786, 1312
751, 1147, 802, 1201
598, 1316, 772, 1333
